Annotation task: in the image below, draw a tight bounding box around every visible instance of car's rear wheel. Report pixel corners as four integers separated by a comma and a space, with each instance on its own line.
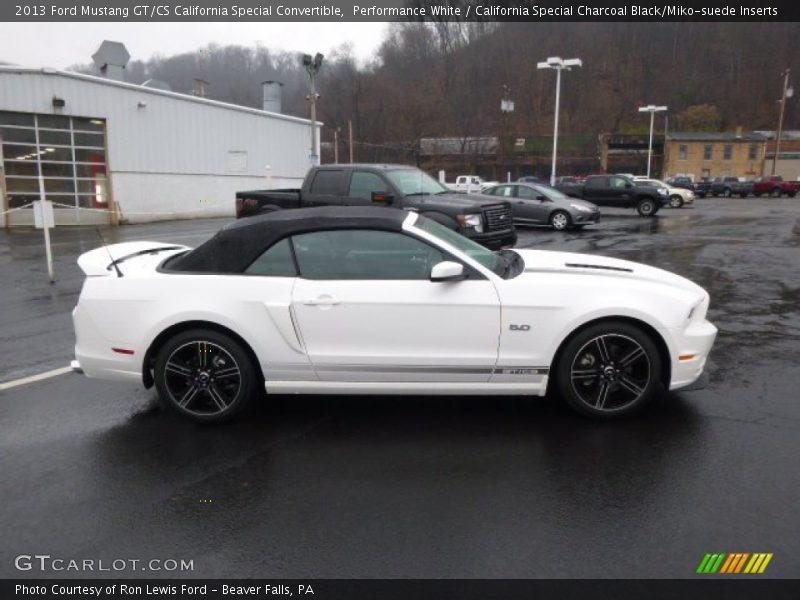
550, 210, 571, 230
669, 195, 684, 208
636, 198, 657, 217
154, 329, 259, 422
771, 188, 782, 198
722, 187, 732, 197
555, 321, 663, 419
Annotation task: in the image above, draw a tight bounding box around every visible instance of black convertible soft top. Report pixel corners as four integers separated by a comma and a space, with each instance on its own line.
167, 206, 410, 273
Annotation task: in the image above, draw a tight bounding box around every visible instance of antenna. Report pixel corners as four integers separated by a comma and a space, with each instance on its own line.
95, 227, 123, 277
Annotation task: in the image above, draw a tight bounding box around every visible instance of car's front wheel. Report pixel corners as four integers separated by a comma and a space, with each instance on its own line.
636, 198, 657, 217
550, 210, 571, 230
669, 195, 684, 208
154, 329, 259, 422
555, 321, 663, 419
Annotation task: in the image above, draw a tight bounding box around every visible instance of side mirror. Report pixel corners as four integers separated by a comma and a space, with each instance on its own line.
625, 182, 633, 189
536, 195, 547, 201
371, 191, 394, 204
430, 261, 465, 282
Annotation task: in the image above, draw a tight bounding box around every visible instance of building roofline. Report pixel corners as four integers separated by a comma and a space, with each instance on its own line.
666, 131, 766, 142
0, 65, 317, 126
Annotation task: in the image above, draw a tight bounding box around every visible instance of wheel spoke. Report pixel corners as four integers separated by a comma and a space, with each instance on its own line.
571, 368, 599, 380
595, 336, 611, 363
595, 381, 610, 409
618, 346, 645, 368
618, 375, 644, 397
215, 366, 240, 378
207, 384, 228, 412
166, 361, 192, 376
179, 385, 199, 408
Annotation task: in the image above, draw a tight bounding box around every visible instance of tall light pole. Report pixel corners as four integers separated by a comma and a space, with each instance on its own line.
772, 68, 794, 176
302, 52, 324, 166
500, 84, 514, 182
537, 56, 582, 186
639, 104, 667, 178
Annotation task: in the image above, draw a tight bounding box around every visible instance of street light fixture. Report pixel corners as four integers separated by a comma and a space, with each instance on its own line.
537, 57, 582, 185
638, 104, 667, 178
302, 52, 324, 165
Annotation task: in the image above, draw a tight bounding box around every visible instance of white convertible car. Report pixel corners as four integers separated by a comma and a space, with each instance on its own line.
72, 207, 717, 422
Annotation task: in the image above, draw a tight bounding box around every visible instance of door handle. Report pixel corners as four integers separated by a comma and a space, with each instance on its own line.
304, 295, 340, 307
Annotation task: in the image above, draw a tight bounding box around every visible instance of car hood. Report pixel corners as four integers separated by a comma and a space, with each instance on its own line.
416, 192, 506, 210
513, 249, 706, 298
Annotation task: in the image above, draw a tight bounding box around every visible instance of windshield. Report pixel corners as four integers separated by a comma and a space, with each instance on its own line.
386, 169, 448, 196
414, 215, 522, 278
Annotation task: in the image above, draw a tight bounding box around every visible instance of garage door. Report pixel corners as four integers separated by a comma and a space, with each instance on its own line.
1, 111, 112, 226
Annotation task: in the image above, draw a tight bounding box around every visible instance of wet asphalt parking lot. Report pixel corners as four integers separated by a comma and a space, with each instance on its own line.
1, 198, 799, 579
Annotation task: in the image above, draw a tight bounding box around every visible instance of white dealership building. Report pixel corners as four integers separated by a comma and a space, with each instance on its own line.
0, 42, 316, 227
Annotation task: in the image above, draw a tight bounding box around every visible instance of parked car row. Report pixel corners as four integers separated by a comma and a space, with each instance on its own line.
665, 175, 798, 198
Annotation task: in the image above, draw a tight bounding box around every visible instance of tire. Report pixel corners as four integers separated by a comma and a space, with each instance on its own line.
722, 187, 732, 198
739, 193, 748, 198
789, 192, 797, 198
754, 193, 762, 198
698, 193, 707, 198
555, 321, 663, 419
154, 328, 259, 423
771, 188, 782, 198
550, 210, 571, 230
636, 198, 657, 217
669, 195, 684, 208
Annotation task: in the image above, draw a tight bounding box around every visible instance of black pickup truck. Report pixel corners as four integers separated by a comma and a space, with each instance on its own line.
236, 164, 517, 249
555, 174, 668, 216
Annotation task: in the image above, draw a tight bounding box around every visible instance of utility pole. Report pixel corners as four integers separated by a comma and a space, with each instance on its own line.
772, 68, 793, 176
348, 119, 354, 163
334, 127, 339, 163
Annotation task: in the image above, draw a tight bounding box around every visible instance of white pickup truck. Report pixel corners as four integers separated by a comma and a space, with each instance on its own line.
447, 175, 499, 193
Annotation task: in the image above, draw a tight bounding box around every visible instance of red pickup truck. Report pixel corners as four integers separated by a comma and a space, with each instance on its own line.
752, 175, 799, 198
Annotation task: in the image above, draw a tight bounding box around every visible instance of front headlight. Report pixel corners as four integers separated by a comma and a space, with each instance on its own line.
457, 213, 484, 232
570, 203, 592, 212
658, 188, 668, 195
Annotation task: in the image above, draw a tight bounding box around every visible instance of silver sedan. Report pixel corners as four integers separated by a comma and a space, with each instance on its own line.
483, 183, 601, 230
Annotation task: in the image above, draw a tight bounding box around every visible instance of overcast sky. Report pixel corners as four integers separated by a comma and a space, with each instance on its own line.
0, 22, 388, 68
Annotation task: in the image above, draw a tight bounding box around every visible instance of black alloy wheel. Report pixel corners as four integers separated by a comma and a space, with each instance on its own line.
154, 329, 258, 422
556, 321, 663, 419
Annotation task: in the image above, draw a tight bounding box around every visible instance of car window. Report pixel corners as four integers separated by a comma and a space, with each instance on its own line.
309, 170, 344, 195
245, 238, 297, 277
586, 177, 606, 188
348, 171, 387, 200
291, 229, 444, 280
516, 185, 538, 199
492, 185, 514, 197
609, 176, 628, 188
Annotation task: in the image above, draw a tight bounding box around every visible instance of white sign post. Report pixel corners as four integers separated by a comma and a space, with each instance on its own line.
34, 175, 55, 283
